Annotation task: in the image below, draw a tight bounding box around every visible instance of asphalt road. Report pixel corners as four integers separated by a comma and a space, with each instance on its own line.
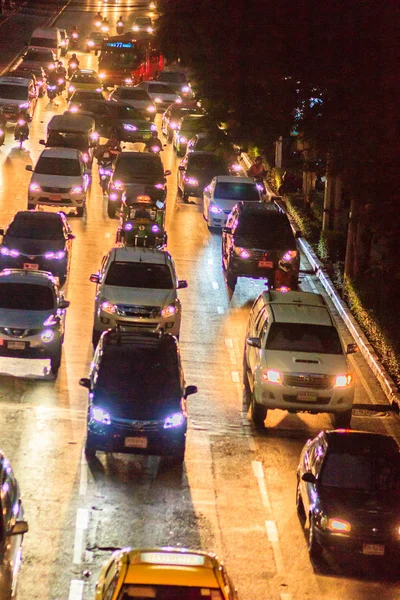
0, 2, 399, 600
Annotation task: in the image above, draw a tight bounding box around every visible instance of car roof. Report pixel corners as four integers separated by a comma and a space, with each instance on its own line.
238, 202, 281, 214
102, 331, 177, 352
39, 147, 81, 159
110, 246, 171, 265
215, 175, 255, 184
12, 210, 65, 223
260, 291, 332, 325
0, 76, 30, 86
116, 151, 162, 164
0, 269, 57, 286
325, 430, 399, 455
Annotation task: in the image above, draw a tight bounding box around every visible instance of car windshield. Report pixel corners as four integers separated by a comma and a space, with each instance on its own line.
7, 217, 64, 240
23, 50, 52, 62
114, 158, 163, 181
0, 85, 27, 100
148, 83, 175, 94
181, 117, 204, 132
71, 91, 101, 102
158, 72, 187, 84
29, 37, 57, 49
119, 89, 149, 100
265, 323, 343, 354
105, 262, 173, 288
113, 105, 142, 120
34, 157, 81, 176
47, 132, 88, 150
215, 182, 259, 201
188, 155, 228, 172
72, 73, 100, 84
234, 214, 295, 247
117, 585, 223, 600
0, 283, 54, 310
95, 346, 181, 418
321, 452, 400, 493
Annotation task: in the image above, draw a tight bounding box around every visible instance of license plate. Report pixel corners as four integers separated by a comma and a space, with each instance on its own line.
125, 437, 147, 448
49, 194, 62, 201
363, 544, 385, 556
142, 133, 151, 139
7, 341, 26, 350
258, 260, 273, 268
297, 391, 318, 401
23, 263, 39, 270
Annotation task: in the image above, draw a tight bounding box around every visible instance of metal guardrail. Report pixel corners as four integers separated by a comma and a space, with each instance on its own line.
240, 152, 400, 409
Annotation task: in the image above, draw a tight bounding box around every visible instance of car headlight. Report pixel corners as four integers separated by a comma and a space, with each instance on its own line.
61, 40, 66, 46
154, 97, 162, 103
99, 72, 106, 80
19, 102, 29, 109
334, 374, 352, 388
163, 412, 185, 429
41, 329, 55, 343
281, 250, 298, 262
147, 26, 153, 33
147, 105, 156, 113
231, 163, 242, 172
101, 300, 117, 314
181, 85, 190, 93
175, 97, 182, 104
210, 205, 222, 214
71, 185, 83, 194
132, 25, 139, 31
45, 251, 65, 260
150, 123, 157, 131
95, 87, 102, 92
112, 180, 124, 190
170, 121, 178, 129
185, 177, 198, 186
178, 136, 187, 143
91, 406, 111, 425
261, 369, 282, 384
151, 224, 159, 233
68, 85, 75, 92
87, 40, 94, 47
124, 223, 133, 231
233, 247, 250, 259
0, 247, 19, 257
90, 131, 99, 141
29, 182, 41, 193
321, 516, 351, 533
160, 304, 177, 318
123, 123, 137, 131
124, 78, 133, 85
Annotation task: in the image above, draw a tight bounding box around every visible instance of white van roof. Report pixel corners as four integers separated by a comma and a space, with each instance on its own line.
0, 77, 30, 86
31, 27, 59, 37
262, 290, 334, 326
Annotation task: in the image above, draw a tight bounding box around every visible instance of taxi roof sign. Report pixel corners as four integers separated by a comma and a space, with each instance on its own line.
140, 552, 206, 567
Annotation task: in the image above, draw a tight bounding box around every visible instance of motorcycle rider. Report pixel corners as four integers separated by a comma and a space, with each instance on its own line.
96, 133, 121, 161
94, 11, 102, 25
247, 155, 268, 180
56, 61, 67, 92
117, 16, 124, 33
14, 112, 29, 141
145, 130, 163, 152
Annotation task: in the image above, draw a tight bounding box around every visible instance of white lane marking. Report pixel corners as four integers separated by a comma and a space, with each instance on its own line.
73, 508, 89, 564
217, 306, 225, 314
104, 232, 111, 238
252, 461, 271, 510
79, 450, 88, 497
265, 520, 285, 574
280, 594, 293, 600
224, 338, 233, 348
68, 580, 84, 600
231, 371, 239, 383
248, 437, 257, 452
208, 258, 214, 265
212, 281, 219, 290
228, 349, 237, 364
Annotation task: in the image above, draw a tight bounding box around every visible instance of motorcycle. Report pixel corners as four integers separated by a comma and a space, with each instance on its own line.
70, 31, 79, 48
116, 20, 124, 34
101, 23, 109, 34
67, 62, 78, 78
47, 84, 57, 101
98, 156, 113, 193
94, 17, 102, 29
57, 77, 65, 95
15, 119, 29, 149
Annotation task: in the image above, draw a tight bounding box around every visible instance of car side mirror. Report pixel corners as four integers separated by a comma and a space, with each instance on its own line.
295, 230, 302, 238
222, 227, 232, 234
164, 169, 171, 176
178, 165, 185, 171
347, 342, 359, 354
177, 280, 188, 289
79, 377, 91, 389
67, 233, 76, 240
8, 520, 28, 536
246, 336, 261, 349
184, 385, 198, 398
59, 299, 70, 309
39, 139, 45, 145
90, 273, 100, 283
25, 165, 33, 172
302, 472, 316, 484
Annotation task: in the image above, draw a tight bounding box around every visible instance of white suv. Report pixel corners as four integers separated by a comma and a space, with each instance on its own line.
203, 176, 262, 228
243, 290, 357, 429
26, 147, 89, 216
90, 246, 188, 347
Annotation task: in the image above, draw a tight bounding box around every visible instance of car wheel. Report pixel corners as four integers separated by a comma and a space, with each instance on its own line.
171, 444, 185, 465
250, 395, 267, 429
296, 478, 306, 522
308, 514, 323, 559
107, 202, 117, 218
84, 434, 97, 459
243, 361, 252, 407
50, 349, 62, 377
226, 270, 237, 291
28, 203, 36, 210
76, 205, 85, 217
333, 409, 352, 429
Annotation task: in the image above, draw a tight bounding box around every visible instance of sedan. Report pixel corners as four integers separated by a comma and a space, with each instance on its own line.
136, 81, 182, 111
297, 430, 400, 561
0, 211, 75, 285
108, 86, 156, 120
0, 452, 28, 600
161, 102, 201, 141
67, 69, 103, 99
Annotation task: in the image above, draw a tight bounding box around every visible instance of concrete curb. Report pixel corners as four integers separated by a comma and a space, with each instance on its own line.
241, 153, 400, 409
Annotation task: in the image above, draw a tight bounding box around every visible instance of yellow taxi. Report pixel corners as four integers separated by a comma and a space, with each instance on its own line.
95, 547, 239, 600
67, 69, 103, 99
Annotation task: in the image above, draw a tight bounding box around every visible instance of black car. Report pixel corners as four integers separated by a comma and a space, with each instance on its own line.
177, 151, 230, 202
221, 202, 300, 291
0, 452, 28, 600
108, 151, 170, 218
297, 430, 400, 561
79, 330, 198, 463
0, 211, 75, 284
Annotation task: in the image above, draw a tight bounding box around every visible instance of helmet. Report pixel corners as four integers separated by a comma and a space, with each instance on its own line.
71, 53, 77, 59
119, 15, 123, 20
255, 155, 262, 163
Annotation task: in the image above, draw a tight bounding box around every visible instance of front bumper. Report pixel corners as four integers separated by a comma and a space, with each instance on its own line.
229, 255, 298, 286
314, 525, 400, 556
255, 381, 354, 413
0, 330, 61, 358
207, 208, 231, 228
116, 129, 152, 143
28, 191, 86, 210
0, 256, 68, 281
94, 311, 181, 337
87, 418, 186, 456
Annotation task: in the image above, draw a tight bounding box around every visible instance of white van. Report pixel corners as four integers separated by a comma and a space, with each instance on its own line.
0, 76, 37, 121
28, 27, 61, 59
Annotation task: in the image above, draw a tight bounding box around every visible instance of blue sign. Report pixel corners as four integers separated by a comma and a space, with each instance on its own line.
105, 42, 133, 49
